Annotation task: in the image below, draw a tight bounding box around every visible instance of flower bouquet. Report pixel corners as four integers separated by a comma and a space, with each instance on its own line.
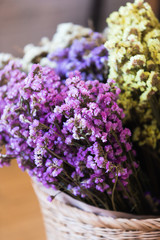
0, 0, 160, 239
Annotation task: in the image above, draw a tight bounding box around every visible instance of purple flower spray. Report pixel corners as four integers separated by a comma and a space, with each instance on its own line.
0, 61, 153, 214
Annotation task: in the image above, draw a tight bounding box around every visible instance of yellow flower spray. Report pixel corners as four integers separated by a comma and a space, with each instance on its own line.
105, 0, 160, 196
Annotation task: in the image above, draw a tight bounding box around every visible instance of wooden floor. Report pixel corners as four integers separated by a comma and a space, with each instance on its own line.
0, 161, 46, 240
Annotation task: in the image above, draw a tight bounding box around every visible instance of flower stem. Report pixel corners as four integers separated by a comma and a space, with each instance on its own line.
111, 168, 118, 211
45, 146, 73, 168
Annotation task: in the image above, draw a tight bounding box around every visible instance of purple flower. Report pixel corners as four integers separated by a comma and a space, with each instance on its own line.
0, 62, 146, 213
48, 32, 108, 82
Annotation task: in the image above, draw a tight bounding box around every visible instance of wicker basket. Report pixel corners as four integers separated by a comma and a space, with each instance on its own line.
32, 182, 160, 240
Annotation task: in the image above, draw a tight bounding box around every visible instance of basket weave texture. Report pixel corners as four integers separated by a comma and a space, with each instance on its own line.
32, 182, 160, 240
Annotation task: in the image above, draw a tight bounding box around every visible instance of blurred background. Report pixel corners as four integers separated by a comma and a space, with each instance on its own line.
0, 1, 160, 240
0, 0, 159, 56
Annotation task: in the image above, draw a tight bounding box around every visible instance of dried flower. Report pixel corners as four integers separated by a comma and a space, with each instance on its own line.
48, 31, 108, 82
0, 62, 150, 213
0, 2, 159, 214
105, 0, 160, 148
105, 0, 160, 197
22, 23, 104, 72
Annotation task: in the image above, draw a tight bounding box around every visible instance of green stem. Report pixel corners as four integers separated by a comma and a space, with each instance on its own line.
127, 151, 144, 198
90, 191, 110, 210
54, 122, 65, 141
111, 168, 118, 211
45, 146, 73, 168
39, 123, 62, 138
81, 133, 91, 146
118, 180, 138, 212
83, 189, 99, 208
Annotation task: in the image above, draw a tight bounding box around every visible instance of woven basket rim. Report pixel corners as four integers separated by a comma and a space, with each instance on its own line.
32, 180, 160, 232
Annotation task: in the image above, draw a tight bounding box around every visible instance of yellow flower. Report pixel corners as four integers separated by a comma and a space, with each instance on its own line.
105, 0, 160, 148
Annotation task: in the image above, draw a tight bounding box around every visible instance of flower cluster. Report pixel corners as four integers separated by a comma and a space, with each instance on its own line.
105, 0, 160, 149
1, 0, 159, 215
0, 62, 145, 213
0, 53, 15, 69
0, 61, 27, 162
105, 0, 160, 197
48, 31, 108, 82
22, 23, 107, 73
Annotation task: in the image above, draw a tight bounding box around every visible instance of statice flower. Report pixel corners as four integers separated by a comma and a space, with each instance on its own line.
105, 0, 160, 149
0, 61, 26, 115
0, 53, 16, 69
0, 61, 27, 165
0, 62, 152, 214
22, 23, 105, 72
105, 0, 160, 197
48, 31, 108, 82
53, 72, 134, 192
